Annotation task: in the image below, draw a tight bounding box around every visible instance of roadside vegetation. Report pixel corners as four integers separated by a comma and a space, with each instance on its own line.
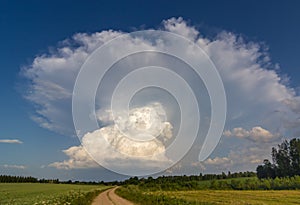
116, 186, 300, 205
0, 183, 109, 205
116, 176, 300, 205
117, 175, 300, 192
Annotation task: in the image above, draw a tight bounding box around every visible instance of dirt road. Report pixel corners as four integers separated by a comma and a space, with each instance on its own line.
92, 187, 134, 205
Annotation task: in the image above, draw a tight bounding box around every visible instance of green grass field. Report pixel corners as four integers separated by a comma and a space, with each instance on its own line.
0, 183, 109, 205
152, 190, 300, 205
116, 185, 300, 205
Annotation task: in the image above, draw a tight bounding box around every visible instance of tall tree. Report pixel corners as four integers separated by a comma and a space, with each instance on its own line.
272, 140, 291, 177
290, 138, 300, 176
256, 159, 276, 179
257, 138, 300, 179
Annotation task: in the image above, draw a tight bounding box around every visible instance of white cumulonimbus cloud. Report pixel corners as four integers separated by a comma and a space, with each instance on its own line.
50, 103, 173, 172
22, 17, 300, 172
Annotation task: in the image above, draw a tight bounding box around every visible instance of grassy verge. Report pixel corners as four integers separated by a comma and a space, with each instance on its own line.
55, 187, 110, 205
116, 185, 200, 205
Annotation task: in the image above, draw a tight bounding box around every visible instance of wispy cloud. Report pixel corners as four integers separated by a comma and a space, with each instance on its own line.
1, 164, 26, 169
0, 139, 23, 144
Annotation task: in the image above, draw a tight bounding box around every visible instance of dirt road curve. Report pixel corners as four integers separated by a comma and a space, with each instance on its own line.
92, 187, 134, 205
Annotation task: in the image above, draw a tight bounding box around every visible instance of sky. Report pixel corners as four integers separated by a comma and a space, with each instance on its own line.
0, 0, 300, 181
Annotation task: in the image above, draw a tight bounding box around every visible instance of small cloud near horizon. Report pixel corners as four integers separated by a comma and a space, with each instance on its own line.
1, 164, 26, 169
0, 139, 23, 144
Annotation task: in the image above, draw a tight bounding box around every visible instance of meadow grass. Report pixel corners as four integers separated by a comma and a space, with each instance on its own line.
0, 183, 109, 205
116, 185, 300, 205
160, 190, 300, 205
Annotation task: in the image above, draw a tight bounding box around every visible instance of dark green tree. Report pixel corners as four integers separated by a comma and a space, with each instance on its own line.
257, 138, 300, 179
290, 138, 300, 175
256, 159, 276, 179
272, 140, 291, 177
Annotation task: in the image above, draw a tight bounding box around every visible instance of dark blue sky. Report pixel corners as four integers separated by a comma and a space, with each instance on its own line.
0, 0, 300, 180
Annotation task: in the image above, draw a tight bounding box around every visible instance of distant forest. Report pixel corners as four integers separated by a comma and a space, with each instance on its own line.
0, 175, 97, 184
0, 171, 256, 185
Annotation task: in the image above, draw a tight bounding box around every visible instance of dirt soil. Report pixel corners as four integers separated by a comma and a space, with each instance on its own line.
91, 187, 134, 205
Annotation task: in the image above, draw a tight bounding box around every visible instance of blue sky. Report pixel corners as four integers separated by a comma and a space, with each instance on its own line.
0, 0, 300, 181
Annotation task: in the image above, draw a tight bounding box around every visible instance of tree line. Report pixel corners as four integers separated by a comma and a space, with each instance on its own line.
123, 171, 256, 185
120, 171, 256, 190
256, 138, 300, 179
0, 175, 38, 183
0, 175, 102, 184
0, 171, 256, 186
